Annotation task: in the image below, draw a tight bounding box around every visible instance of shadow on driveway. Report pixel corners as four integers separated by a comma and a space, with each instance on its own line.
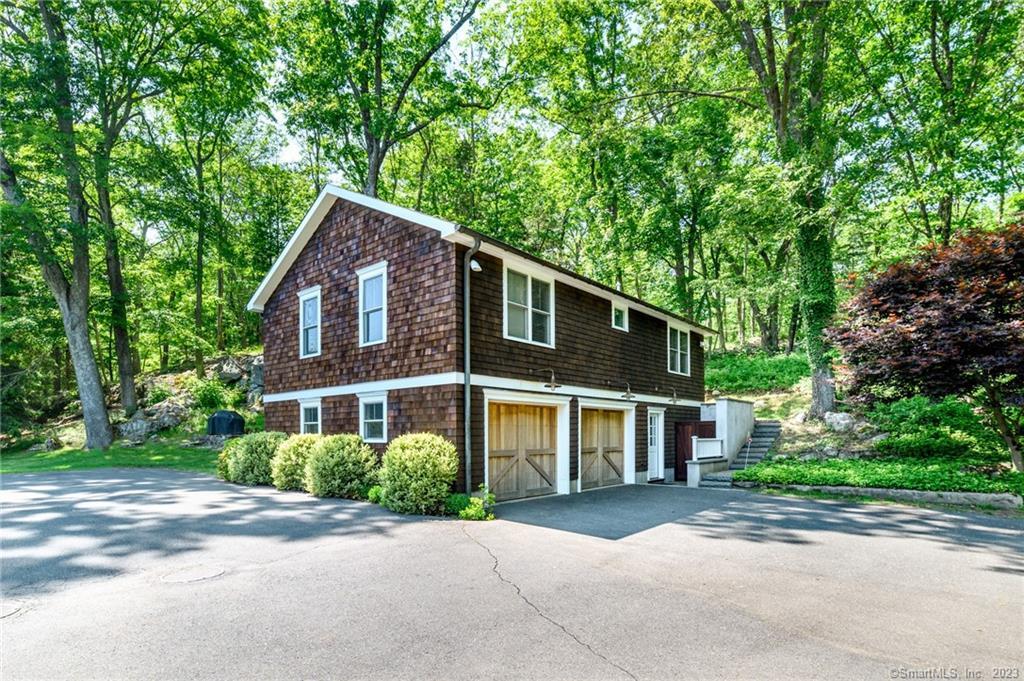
0, 468, 411, 594
496, 484, 1024, 571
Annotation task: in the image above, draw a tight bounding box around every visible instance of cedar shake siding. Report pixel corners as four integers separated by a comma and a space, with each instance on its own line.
460, 248, 705, 402
255, 188, 711, 491
261, 199, 459, 396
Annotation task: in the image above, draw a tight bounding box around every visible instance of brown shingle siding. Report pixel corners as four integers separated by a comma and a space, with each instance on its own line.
262, 199, 459, 396
463, 249, 705, 401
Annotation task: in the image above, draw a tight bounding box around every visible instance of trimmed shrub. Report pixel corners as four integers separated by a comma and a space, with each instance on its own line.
226, 431, 287, 485
304, 434, 378, 498
271, 434, 321, 490
217, 437, 244, 481
366, 485, 383, 504
379, 433, 458, 515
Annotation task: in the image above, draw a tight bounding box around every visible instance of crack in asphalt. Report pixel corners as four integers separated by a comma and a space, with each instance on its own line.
460, 525, 639, 681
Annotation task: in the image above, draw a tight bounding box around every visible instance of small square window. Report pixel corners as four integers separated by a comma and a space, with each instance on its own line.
611, 303, 628, 331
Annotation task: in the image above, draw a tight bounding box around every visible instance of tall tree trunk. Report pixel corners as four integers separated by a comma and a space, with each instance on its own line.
194, 156, 206, 377
797, 210, 837, 417
2, 2, 112, 448
94, 150, 138, 415
786, 300, 800, 354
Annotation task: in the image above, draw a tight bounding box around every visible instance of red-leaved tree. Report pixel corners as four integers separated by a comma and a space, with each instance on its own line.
832, 223, 1024, 472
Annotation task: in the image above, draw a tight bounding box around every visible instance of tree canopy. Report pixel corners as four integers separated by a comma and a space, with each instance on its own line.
2, 0, 1022, 446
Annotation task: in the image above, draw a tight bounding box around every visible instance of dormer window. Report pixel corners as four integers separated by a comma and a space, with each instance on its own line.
298, 286, 321, 358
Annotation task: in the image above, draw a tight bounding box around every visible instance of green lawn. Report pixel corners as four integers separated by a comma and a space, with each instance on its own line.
733, 456, 1024, 496
0, 441, 219, 475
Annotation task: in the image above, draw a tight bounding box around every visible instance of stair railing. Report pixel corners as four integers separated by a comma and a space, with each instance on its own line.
743, 433, 753, 469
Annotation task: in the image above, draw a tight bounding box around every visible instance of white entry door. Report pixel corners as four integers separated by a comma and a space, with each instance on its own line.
647, 409, 665, 480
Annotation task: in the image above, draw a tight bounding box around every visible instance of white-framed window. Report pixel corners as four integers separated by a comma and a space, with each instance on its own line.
299, 398, 321, 434
503, 266, 554, 347
668, 324, 690, 375
358, 391, 387, 443
298, 286, 321, 358
357, 261, 387, 347
611, 302, 629, 332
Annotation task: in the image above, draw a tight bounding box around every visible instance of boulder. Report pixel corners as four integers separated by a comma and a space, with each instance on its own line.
117, 398, 190, 442
824, 411, 856, 432
249, 357, 264, 389
218, 358, 244, 383
246, 387, 263, 409
44, 436, 63, 451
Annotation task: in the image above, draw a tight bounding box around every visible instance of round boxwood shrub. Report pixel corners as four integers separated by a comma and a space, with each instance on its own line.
379, 433, 458, 515
217, 437, 244, 481
271, 434, 321, 490
304, 434, 378, 498
227, 431, 287, 485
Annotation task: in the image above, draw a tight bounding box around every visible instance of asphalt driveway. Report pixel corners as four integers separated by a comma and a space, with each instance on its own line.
1, 470, 1022, 680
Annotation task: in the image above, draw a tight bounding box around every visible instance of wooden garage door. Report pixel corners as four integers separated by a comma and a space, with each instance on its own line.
488, 403, 558, 501
581, 409, 624, 490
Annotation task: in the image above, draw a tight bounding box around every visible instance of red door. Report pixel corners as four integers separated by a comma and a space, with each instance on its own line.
675, 421, 716, 480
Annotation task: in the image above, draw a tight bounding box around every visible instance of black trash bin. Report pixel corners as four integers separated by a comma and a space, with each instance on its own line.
207, 410, 245, 436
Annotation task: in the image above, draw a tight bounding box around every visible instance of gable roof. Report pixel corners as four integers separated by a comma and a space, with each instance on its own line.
246, 184, 713, 336
247, 185, 457, 312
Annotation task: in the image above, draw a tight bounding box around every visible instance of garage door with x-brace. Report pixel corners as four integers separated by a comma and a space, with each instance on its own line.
488, 402, 557, 501
580, 408, 625, 490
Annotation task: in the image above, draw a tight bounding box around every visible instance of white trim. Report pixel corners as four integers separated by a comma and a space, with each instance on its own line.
577, 399, 637, 487
298, 398, 322, 434
357, 260, 388, 347
357, 391, 388, 443
611, 302, 629, 332
446, 231, 712, 338
298, 286, 322, 359
264, 372, 464, 403
263, 371, 703, 407
470, 374, 702, 407
247, 185, 457, 312
502, 263, 555, 348
647, 407, 666, 480
667, 324, 691, 376
482, 389, 571, 497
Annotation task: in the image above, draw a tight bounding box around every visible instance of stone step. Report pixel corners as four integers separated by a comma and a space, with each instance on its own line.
699, 479, 735, 489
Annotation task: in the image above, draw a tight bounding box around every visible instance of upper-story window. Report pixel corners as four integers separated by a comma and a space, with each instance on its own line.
504, 267, 554, 347
298, 286, 321, 358
611, 302, 629, 331
667, 324, 690, 375
357, 261, 387, 347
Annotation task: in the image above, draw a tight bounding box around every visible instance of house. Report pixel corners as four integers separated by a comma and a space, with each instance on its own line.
248, 185, 739, 501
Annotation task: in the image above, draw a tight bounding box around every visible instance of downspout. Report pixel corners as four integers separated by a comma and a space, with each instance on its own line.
463, 236, 482, 494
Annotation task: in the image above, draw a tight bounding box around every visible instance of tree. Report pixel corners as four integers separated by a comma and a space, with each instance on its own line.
832, 223, 1024, 472
843, 0, 1023, 245
711, 0, 840, 416
276, 0, 482, 197
1, 0, 114, 447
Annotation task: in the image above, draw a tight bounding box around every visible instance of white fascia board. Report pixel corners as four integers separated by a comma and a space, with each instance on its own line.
262, 370, 703, 408
445, 231, 711, 338
247, 185, 458, 312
